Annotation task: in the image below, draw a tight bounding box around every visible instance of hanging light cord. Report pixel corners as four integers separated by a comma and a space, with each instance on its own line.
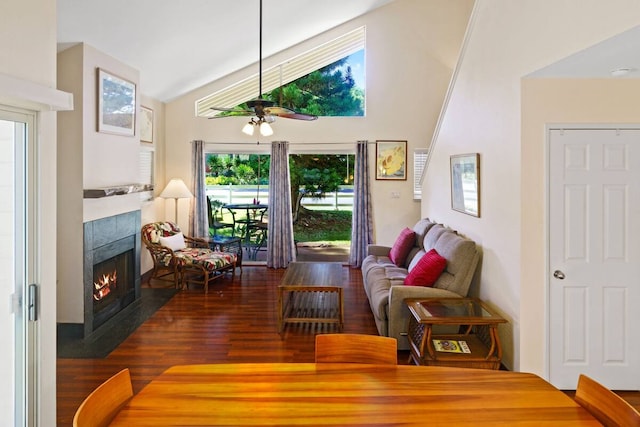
259, 0, 263, 97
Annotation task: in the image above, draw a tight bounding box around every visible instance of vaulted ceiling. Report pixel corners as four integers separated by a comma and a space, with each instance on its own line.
57, 0, 394, 102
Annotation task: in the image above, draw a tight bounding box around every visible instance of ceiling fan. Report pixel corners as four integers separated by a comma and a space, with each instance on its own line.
209, 0, 318, 136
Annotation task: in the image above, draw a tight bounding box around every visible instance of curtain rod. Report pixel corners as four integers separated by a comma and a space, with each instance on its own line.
195, 140, 374, 145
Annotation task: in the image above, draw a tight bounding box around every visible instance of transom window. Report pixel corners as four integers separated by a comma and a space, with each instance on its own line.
197, 26, 365, 118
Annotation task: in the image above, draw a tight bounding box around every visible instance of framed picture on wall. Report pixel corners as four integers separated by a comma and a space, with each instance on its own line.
97, 68, 136, 136
140, 106, 153, 143
450, 153, 480, 217
376, 140, 407, 180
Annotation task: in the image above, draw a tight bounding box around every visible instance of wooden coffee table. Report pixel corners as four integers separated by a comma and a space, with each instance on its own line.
278, 262, 344, 333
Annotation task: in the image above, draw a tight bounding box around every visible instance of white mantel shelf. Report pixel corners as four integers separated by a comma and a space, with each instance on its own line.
83, 184, 153, 199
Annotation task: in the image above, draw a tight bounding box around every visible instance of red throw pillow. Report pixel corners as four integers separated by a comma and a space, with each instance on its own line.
404, 249, 447, 287
389, 227, 416, 266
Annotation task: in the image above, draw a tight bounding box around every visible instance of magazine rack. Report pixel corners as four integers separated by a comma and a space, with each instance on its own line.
405, 298, 506, 370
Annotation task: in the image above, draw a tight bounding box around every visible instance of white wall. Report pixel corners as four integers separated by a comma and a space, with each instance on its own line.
140, 94, 166, 275
521, 78, 640, 375
424, 0, 640, 372
0, 0, 61, 423
163, 0, 474, 241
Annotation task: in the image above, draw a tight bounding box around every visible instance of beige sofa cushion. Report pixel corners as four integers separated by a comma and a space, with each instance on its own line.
412, 218, 435, 250
432, 231, 478, 295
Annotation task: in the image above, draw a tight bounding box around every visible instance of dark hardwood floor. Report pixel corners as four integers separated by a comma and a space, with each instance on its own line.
57, 265, 639, 426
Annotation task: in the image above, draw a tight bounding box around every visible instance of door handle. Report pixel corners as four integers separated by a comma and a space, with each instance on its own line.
553, 270, 565, 280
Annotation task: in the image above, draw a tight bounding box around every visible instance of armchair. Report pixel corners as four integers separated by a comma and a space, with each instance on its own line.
141, 221, 237, 293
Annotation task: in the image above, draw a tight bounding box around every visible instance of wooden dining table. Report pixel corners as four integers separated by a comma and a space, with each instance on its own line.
109, 363, 598, 426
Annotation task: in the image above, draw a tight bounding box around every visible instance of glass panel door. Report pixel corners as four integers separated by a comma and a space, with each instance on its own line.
0, 107, 37, 426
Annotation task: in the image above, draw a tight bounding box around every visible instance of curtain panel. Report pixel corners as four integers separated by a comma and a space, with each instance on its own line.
267, 141, 296, 268
349, 141, 373, 267
190, 140, 208, 238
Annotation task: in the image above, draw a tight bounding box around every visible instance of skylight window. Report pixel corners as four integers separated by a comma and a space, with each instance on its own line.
196, 26, 365, 118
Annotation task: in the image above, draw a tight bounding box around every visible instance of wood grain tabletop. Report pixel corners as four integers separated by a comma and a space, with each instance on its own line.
110, 363, 599, 426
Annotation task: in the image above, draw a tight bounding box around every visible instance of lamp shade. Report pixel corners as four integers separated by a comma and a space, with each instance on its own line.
159, 179, 192, 199
242, 122, 255, 136
259, 121, 273, 136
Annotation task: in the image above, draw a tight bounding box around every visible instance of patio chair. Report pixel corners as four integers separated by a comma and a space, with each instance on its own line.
207, 197, 234, 236
141, 221, 237, 293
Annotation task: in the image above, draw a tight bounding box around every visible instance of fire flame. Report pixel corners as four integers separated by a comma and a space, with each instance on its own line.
93, 271, 117, 301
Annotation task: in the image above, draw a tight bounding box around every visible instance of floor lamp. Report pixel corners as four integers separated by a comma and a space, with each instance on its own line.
160, 178, 193, 225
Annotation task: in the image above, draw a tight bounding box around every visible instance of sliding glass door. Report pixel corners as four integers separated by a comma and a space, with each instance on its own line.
0, 107, 38, 426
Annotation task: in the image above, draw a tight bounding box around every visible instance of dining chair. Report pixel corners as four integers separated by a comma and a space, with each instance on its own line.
73, 368, 133, 427
315, 333, 398, 365
574, 374, 640, 427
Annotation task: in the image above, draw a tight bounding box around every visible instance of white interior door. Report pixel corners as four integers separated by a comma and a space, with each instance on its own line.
549, 128, 640, 390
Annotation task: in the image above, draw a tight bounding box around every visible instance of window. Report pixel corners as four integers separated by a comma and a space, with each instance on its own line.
139, 145, 154, 201
197, 27, 365, 117
413, 149, 429, 200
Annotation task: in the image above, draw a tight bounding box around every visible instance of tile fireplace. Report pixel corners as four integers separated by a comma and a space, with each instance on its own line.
82, 210, 141, 338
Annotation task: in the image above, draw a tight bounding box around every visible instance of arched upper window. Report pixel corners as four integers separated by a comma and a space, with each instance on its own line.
196, 26, 365, 118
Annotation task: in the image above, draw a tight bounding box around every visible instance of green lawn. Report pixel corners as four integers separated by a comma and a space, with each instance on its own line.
294, 209, 351, 243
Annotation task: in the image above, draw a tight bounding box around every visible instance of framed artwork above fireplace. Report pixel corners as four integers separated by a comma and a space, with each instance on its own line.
97, 68, 136, 136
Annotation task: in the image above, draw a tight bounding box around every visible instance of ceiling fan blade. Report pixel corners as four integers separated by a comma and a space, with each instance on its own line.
210, 106, 253, 114
208, 112, 254, 119
208, 106, 255, 119
266, 106, 318, 121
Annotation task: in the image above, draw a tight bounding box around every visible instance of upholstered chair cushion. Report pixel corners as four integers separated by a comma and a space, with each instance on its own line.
173, 248, 236, 272
142, 221, 181, 244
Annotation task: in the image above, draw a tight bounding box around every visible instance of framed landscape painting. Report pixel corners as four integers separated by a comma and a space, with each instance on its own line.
450, 153, 480, 217
376, 140, 407, 180
97, 68, 136, 136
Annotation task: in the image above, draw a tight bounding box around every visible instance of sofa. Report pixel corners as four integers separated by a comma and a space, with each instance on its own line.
361, 218, 480, 350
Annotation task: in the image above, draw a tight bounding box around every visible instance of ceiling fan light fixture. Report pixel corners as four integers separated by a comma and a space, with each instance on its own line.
259, 121, 273, 136
242, 122, 255, 136
208, 0, 317, 133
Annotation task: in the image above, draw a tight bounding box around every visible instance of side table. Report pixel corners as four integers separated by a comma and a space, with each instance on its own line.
204, 235, 243, 274
405, 297, 507, 370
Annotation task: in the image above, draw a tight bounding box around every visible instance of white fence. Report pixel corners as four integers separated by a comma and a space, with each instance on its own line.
206, 185, 354, 211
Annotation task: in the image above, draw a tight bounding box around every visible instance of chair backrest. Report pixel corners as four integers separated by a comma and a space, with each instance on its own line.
575, 374, 640, 427
73, 368, 133, 427
206, 196, 213, 226
315, 334, 397, 365
141, 221, 182, 246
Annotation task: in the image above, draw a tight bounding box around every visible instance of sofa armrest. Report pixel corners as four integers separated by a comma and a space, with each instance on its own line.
367, 244, 392, 257
387, 285, 462, 350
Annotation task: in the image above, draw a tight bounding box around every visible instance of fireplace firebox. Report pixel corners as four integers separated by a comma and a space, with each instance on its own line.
92, 248, 135, 330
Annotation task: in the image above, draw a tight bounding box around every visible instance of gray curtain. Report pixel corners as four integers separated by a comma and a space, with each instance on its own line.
349, 141, 373, 267
189, 140, 208, 238
267, 141, 296, 268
